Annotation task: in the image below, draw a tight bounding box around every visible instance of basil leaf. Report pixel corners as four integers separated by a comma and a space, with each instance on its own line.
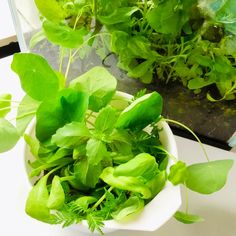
47, 176, 65, 209
95, 105, 117, 134
86, 138, 107, 165
115, 92, 163, 130
51, 122, 91, 148
11, 53, 59, 101
70, 66, 117, 112
100, 167, 152, 199
186, 160, 233, 194
174, 211, 204, 224
0, 119, 19, 153
25, 175, 55, 223
0, 94, 11, 118
43, 20, 88, 48
36, 89, 88, 142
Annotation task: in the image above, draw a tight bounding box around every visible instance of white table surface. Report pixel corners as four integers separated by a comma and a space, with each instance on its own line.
0, 55, 236, 235
0, 0, 17, 47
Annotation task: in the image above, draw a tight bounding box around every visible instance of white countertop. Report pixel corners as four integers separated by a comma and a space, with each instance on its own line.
0, 55, 236, 236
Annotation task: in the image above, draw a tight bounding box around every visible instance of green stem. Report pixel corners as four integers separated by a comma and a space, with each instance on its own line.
65, 49, 72, 79
163, 118, 210, 162
152, 145, 178, 163
15, 111, 36, 120
60, 176, 76, 182
92, 186, 114, 210
184, 184, 189, 214
0, 99, 20, 103
59, 47, 65, 73
93, 0, 97, 18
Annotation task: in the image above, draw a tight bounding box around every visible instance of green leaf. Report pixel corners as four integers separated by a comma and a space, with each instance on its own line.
185, 160, 233, 194
29, 29, 46, 49
36, 89, 88, 142
24, 134, 40, 158
72, 196, 97, 212
111, 31, 129, 53
95, 105, 117, 134
11, 53, 59, 101
16, 95, 40, 135
51, 122, 91, 148
98, 7, 139, 25
70, 66, 117, 112
112, 196, 144, 221
147, 1, 190, 35
0, 94, 11, 118
34, 0, 69, 22
25, 175, 55, 223
115, 92, 163, 130
100, 167, 152, 199
47, 176, 65, 209
127, 60, 154, 79
74, 157, 102, 188
86, 138, 107, 165
168, 161, 188, 185
43, 20, 88, 48
174, 211, 204, 224
114, 153, 159, 181
188, 77, 214, 90
0, 118, 19, 153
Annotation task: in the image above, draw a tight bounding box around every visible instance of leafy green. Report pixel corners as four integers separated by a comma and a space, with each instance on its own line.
25, 174, 56, 223
174, 211, 204, 224
11, 53, 59, 101
16, 95, 40, 135
116, 92, 163, 130
168, 161, 188, 185
186, 160, 233, 194
0, 118, 19, 153
36, 89, 88, 142
51, 122, 91, 148
43, 20, 88, 48
0, 94, 11, 118
69, 66, 117, 111
47, 176, 65, 209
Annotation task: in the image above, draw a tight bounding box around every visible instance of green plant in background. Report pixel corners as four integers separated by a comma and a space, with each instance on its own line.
0, 53, 233, 233
31, 0, 236, 101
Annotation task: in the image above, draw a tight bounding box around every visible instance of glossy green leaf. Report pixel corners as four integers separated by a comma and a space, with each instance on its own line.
43, 20, 88, 48
115, 92, 163, 130
34, 0, 69, 22
168, 161, 188, 185
16, 95, 40, 135
174, 211, 204, 224
0, 94, 11, 118
95, 105, 117, 134
25, 175, 55, 223
86, 138, 107, 165
74, 157, 102, 188
112, 196, 144, 221
69, 66, 117, 111
98, 7, 139, 25
24, 134, 39, 158
114, 153, 159, 181
47, 176, 65, 209
11, 53, 59, 101
186, 160, 233, 194
36, 89, 88, 142
0, 119, 19, 153
51, 122, 91, 148
100, 167, 152, 199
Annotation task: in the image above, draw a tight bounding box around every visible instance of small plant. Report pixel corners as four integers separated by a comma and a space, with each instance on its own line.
0, 52, 233, 234
31, 0, 236, 101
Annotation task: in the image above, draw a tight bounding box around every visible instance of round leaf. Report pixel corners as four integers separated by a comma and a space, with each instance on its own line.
186, 160, 234, 194
0, 118, 19, 153
11, 53, 59, 101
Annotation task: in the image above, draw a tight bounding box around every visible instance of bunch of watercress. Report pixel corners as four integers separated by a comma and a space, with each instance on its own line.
0, 52, 233, 233
31, 0, 236, 101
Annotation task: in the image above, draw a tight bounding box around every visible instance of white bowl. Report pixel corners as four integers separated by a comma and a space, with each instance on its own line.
24, 91, 181, 234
